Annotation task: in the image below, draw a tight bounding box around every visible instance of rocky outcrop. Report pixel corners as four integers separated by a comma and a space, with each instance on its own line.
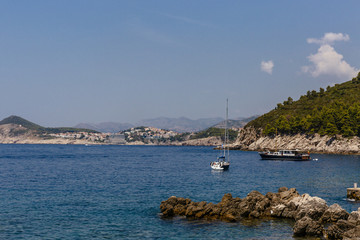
230, 127, 262, 150
231, 127, 360, 154
179, 136, 222, 146
325, 208, 360, 239
160, 187, 360, 239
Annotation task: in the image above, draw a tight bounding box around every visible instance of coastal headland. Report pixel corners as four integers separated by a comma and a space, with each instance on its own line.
3, 72, 360, 154
230, 127, 360, 155
160, 187, 360, 239
2, 115, 360, 155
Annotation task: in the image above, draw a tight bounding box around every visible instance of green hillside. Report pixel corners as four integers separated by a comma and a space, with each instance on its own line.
0, 115, 98, 134
190, 127, 238, 142
247, 72, 360, 137
0, 115, 43, 131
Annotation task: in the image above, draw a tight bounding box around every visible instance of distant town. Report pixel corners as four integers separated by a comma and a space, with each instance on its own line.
44, 127, 184, 145
0, 115, 250, 146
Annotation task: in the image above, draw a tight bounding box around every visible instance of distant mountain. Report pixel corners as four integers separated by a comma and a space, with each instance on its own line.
213, 115, 259, 129
0, 115, 98, 134
74, 122, 133, 133
137, 117, 224, 133
74, 116, 259, 133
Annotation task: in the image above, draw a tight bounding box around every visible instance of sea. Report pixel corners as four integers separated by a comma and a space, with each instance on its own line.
0, 144, 360, 239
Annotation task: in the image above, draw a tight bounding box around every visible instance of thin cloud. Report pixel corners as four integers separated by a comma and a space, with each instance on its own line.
307, 32, 349, 45
162, 13, 215, 28
135, 27, 179, 45
261, 60, 274, 75
303, 32, 358, 80
127, 17, 181, 46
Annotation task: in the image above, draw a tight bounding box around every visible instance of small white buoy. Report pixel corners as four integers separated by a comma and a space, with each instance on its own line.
313, 158, 318, 161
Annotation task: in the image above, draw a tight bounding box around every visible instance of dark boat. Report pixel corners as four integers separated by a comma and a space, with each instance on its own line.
259, 149, 310, 161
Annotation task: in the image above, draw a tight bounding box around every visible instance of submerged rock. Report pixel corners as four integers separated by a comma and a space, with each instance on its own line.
160, 187, 360, 239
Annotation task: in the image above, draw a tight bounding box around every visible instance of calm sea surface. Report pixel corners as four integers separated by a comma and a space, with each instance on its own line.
0, 144, 360, 239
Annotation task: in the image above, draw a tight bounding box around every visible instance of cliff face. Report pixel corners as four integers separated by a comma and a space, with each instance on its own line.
232, 127, 360, 154
179, 136, 222, 146
0, 124, 37, 143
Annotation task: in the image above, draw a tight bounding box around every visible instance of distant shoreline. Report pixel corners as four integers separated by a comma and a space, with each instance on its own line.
2, 140, 360, 156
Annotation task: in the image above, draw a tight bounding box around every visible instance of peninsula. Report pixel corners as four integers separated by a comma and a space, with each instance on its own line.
230, 72, 360, 154
0, 115, 108, 145
2, 72, 360, 154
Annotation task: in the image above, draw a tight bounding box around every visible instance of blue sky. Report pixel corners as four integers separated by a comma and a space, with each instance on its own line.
0, 1, 359, 127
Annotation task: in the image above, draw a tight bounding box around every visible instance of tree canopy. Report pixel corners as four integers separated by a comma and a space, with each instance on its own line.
247, 72, 360, 137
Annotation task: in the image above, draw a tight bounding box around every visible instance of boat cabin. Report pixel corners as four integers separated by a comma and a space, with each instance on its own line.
259, 149, 310, 161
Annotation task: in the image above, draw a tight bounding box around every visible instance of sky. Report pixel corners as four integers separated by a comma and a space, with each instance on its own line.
0, 0, 359, 127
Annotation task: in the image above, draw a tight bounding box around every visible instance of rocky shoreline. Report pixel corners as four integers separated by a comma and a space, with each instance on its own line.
160, 187, 360, 239
2, 121, 360, 155
231, 127, 360, 155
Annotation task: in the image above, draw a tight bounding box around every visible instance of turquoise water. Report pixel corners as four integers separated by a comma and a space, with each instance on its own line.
0, 144, 359, 239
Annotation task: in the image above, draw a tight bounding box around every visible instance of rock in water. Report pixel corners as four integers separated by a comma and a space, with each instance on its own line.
160, 187, 360, 239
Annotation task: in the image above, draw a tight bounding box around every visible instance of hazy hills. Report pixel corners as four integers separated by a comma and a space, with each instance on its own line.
74, 122, 134, 133
75, 116, 257, 133
137, 117, 224, 133
74, 117, 222, 133
213, 116, 259, 129
0, 115, 257, 135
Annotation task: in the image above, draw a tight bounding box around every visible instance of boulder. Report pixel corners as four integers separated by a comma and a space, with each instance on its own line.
326, 219, 356, 240
278, 186, 288, 192
161, 204, 175, 217
185, 202, 207, 218
326, 224, 345, 240
293, 216, 323, 236
221, 193, 233, 203
348, 207, 360, 224
159, 188, 360, 239
238, 192, 266, 218
222, 209, 237, 222
279, 188, 299, 201
322, 203, 349, 222
265, 191, 281, 208
270, 204, 286, 217
290, 194, 328, 221
280, 201, 298, 218
343, 225, 360, 240
237, 200, 252, 217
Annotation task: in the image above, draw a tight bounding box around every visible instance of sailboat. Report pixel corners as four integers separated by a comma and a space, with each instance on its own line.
210, 99, 230, 170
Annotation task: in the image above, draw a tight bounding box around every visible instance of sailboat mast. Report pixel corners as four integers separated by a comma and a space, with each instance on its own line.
226, 99, 229, 161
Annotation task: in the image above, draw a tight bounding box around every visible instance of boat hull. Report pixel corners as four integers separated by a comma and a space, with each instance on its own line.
210, 161, 230, 170
259, 153, 310, 161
